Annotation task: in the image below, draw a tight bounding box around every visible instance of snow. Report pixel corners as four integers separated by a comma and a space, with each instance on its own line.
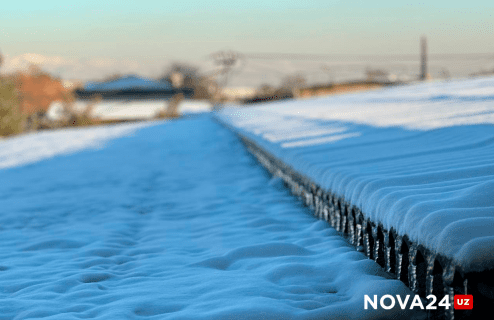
45, 99, 210, 123
178, 100, 212, 114
0, 116, 423, 319
0, 121, 154, 169
91, 101, 168, 120
46, 101, 66, 121
216, 76, 494, 273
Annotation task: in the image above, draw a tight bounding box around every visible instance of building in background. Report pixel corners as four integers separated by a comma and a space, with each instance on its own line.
75, 75, 183, 100
54, 75, 210, 122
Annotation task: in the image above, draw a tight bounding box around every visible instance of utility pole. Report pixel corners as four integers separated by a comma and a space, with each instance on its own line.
211, 50, 242, 87
209, 50, 244, 106
420, 36, 427, 81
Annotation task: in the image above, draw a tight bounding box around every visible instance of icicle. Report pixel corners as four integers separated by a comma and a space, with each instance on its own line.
425, 253, 436, 296
395, 236, 403, 280
442, 263, 455, 287
443, 285, 455, 320
372, 226, 380, 264
385, 246, 393, 273
347, 207, 355, 245
329, 198, 336, 228
340, 203, 347, 233
334, 201, 341, 232
408, 263, 418, 293
323, 205, 329, 221
408, 243, 418, 293
308, 187, 314, 209
383, 231, 392, 273
314, 196, 320, 217
363, 221, 371, 258
316, 192, 323, 218
396, 252, 403, 279
355, 223, 363, 250
318, 197, 324, 219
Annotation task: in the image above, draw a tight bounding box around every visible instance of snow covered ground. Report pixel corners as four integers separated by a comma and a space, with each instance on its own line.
178, 100, 212, 114
0, 116, 423, 319
46, 99, 211, 122
0, 121, 155, 170
91, 101, 168, 121
217, 76, 494, 273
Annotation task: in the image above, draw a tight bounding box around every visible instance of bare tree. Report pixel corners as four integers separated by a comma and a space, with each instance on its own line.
257, 84, 275, 96
211, 51, 243, 89
280, 73, 306, 90
279, 73, 306, 98
161, 63, 199, 88
160, 62, 213, 100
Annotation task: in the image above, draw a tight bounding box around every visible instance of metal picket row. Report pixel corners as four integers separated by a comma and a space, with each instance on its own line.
237, 134, 492, 320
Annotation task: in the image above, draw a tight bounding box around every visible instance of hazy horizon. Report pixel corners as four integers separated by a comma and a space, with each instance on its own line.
1, 1, 493, 86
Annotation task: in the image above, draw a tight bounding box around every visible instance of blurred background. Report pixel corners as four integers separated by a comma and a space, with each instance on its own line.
1, 0, 493, 136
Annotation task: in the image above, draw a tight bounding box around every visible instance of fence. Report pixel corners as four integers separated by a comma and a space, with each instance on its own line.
233, 131, 492, 320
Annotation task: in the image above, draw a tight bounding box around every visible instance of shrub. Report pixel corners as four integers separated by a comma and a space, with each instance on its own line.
64, 104, 95, 127
0, 77, 25, 137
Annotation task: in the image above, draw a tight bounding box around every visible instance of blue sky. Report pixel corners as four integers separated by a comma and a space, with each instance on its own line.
0, 1, 492, 82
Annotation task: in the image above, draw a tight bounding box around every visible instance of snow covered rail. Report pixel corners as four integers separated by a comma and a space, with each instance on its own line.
234, 133, 491, 320
214, 77, 494, 319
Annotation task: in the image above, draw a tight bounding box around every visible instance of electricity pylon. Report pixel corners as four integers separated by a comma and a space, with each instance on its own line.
209, 50, 245, 106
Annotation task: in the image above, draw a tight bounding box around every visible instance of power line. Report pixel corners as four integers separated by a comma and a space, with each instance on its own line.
244, 52, 494, 61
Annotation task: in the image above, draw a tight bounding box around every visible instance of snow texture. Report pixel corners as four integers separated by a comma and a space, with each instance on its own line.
216, 76, 494, 273
0, 116, 423, 319
46, 99, 211, 123
91, 101, 168, 120
178, 100, 212, 114
0, 121, 154, 169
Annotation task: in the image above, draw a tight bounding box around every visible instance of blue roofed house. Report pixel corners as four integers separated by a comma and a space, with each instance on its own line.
76, 75, 181, 99
70, 75, 197, 121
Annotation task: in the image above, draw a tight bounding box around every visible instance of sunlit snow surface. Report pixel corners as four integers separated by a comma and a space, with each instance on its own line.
217, 77, 494, 273
0, 117, 423, 319
0, 121, 155, 169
